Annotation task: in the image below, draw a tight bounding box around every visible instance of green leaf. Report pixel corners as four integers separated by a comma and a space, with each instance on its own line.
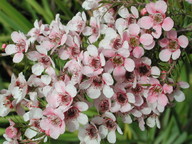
0, 0, 33, 33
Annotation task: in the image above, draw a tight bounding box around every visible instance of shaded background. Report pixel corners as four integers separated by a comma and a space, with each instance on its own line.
0, 0, 192, 143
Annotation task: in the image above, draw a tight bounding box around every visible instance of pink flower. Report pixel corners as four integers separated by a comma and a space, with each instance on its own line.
5, 120, 18, 139
146, 78, 172, 112
159, 30, 189, 62
78, 122, 101, 144
82, 45, 105, 77
40, 107, 65, 139
64, 102, 88, 132
5, 31, 29, 63
83, 17, 101, 43
98, 112, 123, 143
46, 80, 77, 110
80, 73, 114, 99
138, 0, 174, 38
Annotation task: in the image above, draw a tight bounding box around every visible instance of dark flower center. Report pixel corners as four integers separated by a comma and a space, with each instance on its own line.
64, 107, 79, 120
129, 37, 140, 47
153, 13, 164, 24
99, 100, 109, 112
117, 93, 128, 104
112, 56, 124, 66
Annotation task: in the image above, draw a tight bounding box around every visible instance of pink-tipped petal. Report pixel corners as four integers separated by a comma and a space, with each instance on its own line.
158, 94, 168, 106
133, 46, 144, 58
5, 44, 17, 55
172, 49, 181, 60
138, 16, 153, 29
159, 49, 172, 62
152, 25, 162, 39
128, 24, 140, 35
124, 58, 135, 72
162, 17, 174, 31
155, 1, 167, 14
131, 6, 139, 18
13, 53, 24, 63
113, 66, 126, 77
178, 35, 189, 48
140, 34, 153, 45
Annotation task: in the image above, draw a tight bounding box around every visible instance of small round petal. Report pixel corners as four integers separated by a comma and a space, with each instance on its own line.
127, 93, 135, 103
113, 66, 126, 77
99, 125, 108, 139
133, 46, 144, 58
107, 130, 116, 144
81, 66, 94, 77
159, 49, 172, 62
122, 115, 132, 124
143, 41, 155, 50
13, 52, 24, 63
131, 6, 139, 18
103, 85, 114, 98
65, 84, 77, 97
128, 24, 140, 35
155, 0, 167, 14
173, 90, 185, 102
124, 58, 135, 72
75, 102, 89, 111
146, 117, 155, 128
140, 34, 153, 45
5, 44, 17, 55
87, 86, 101, 99
152, 25, 162, 39
158, 94, 168, 106
138, 16, 153, 29
32, 63, 44, 76
77, 113, 88, 125
178, 82, 189, 89
102, 73, 114, 85
162, 17, 174, 31
151, 66, 160, 78
172, 49, 181, 60
87, 45, 98, 57
121, 103, 132, 112
117, 48, 130, 58
118, 6, 129, 18
178, 35, 189, 48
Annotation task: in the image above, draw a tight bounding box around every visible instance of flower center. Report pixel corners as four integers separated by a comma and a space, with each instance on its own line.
113, 38, 122, 49
153, 13, 164, 24
64, 107, 79, 120
86, 125, 98, 139
91, 58, 101, 69
117, 93, 128, 104
105, 119, 116, 130
132, 84, 143, 93
49, 115, 62, 126
112, 56, 124, 66
129, 37, 140, 47
125, 71, 135, 82
99, 100, 109, 112
93, 77, 103, 87
168, 40, 179, 51
59, 94, 72, 106
137, 64, 151, 76
40, 56, 51, 66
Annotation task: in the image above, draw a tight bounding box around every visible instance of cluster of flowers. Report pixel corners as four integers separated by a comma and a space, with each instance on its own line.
0, 0, 190, 143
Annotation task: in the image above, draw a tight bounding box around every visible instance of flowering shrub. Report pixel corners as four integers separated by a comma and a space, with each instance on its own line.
0, 0, 191, 143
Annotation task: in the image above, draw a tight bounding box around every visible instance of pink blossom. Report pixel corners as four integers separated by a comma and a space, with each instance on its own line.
138, 1, 174, 38
5, 31, 29, 63
40, 107, 65, 139
159, 30, 189, 62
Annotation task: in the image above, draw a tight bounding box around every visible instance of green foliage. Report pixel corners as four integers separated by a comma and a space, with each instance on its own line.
0, 0, 192, 143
